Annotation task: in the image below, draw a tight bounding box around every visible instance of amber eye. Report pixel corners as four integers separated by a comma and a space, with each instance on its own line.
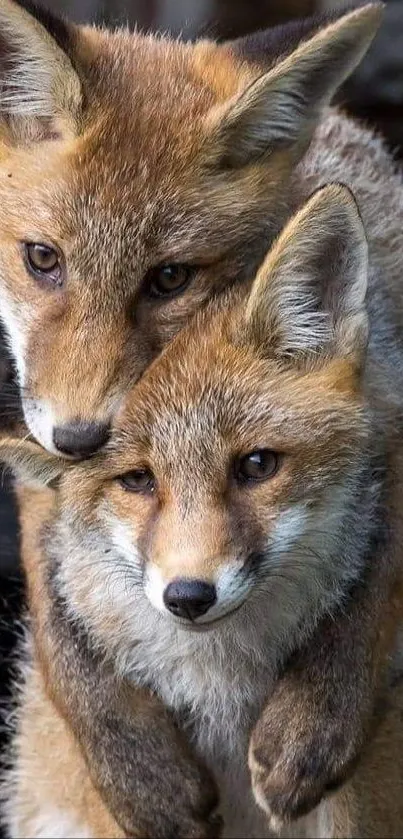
235, 450, 279, 484
144, 264, 194, 299
118, 468, 156, 494
23, 243, 63, 286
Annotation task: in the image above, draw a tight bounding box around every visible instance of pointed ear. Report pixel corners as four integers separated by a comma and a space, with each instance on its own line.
0, 0, 82, 143
208, 4, 382, 169
244, 183, 368, 361
0, 437, 66, 487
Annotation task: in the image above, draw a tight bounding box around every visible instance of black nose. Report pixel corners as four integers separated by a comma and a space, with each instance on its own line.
163, 579, 217, 621
53, 421, 110, 458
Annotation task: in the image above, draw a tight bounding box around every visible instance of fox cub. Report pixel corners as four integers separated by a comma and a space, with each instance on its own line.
3, 0, 403, 834
2, 184, 403, 838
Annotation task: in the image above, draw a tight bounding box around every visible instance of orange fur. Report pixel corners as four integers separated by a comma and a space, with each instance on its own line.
3, 3, 402, 836
0, 2, 381, 449
2, 184, 403, 837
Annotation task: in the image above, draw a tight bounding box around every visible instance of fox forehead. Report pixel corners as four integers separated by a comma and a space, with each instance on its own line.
79, 26, 245, 120
0, 31, 253, 264
111, 317, 366, 470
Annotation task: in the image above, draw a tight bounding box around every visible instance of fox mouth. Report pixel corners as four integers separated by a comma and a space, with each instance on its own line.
173, 598, 248, 632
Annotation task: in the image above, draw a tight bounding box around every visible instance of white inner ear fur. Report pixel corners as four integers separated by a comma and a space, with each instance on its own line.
0, 0, 81, 123
208, 4, 382, 166
0, 438, 64, 487
245, 183, 369, 358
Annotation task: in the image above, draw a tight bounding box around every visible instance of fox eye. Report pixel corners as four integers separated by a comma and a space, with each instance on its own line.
235, 450, 279, 484
118, 468, 156, 494
144, 264, 194, 299
23, 243, 63, 287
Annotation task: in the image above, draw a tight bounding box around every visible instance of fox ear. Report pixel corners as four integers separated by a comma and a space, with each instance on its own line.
0, 0, 82, 142
208, 4, 382, 169
0, 437, 66, 487
244, 183, 368, 361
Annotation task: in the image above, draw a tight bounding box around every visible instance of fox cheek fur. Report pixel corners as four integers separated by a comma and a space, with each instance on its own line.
0, 0, 381, 452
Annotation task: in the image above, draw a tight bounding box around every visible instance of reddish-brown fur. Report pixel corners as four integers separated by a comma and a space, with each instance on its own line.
4, 2, 403, 836
2, 184, 403, 837
0, 3, 381, 440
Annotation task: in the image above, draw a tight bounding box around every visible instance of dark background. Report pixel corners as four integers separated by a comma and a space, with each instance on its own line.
0, 0, 403, 830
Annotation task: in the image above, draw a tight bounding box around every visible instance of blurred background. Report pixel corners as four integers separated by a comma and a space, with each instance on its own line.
0, 0, 403, 819
44, 0, 403, 157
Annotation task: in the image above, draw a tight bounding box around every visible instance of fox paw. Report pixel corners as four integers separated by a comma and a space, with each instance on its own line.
248, 682, 362, 831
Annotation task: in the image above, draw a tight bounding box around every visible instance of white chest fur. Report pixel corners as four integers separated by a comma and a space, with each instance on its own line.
121, 590, 328, 839
126, 614, 276, 838
124, 610, 336, 839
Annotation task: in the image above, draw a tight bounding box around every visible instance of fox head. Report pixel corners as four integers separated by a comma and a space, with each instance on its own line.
0, 184, 374, 650
0, 0, 381, 456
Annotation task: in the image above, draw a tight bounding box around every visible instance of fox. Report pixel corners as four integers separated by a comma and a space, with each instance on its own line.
2, 183, 403, 838
0, 1, 382, 458
2, 0, 403, 835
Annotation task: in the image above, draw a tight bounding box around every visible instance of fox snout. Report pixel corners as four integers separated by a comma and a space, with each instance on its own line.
22, 396, 114, 457
144, 560, 253, 627
20, 310, 133, 455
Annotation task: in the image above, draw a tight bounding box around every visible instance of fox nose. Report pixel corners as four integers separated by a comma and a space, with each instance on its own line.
53, 421, 110, 458
163, 579, 217, 621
